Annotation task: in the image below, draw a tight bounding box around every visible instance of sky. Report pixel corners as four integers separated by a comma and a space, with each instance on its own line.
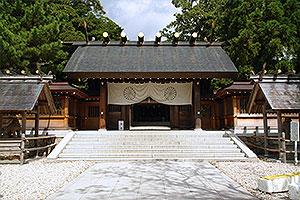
101, 0, 180, 41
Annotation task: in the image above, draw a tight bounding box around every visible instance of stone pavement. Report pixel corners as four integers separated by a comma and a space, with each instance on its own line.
47, 161, 257, 200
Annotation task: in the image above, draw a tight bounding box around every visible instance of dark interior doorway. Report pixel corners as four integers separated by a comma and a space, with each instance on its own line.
132, 103, 170, 126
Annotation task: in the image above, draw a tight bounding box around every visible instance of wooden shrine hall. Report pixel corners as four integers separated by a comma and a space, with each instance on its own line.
248, 74, 300, 162
0, 75, 56, 137
63, 39, 238, 130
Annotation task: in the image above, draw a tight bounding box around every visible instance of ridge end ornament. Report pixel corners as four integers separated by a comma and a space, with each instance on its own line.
123, 87, 136, 100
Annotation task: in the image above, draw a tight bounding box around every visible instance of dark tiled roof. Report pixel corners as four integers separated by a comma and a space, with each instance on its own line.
50, 82, 77, 91
0, 83, 43, 111
225, 82, 253, 91
248, 75, 300, 113
259, 82, 300, 110
63, 45, 238, 74
214, 82, 252, 99
49, 82, 88, 99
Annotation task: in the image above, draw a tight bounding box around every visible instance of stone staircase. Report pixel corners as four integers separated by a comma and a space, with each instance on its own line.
54, 130, 249, 161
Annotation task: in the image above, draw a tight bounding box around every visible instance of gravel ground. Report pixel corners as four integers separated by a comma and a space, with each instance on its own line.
0, 159, 95, 200
1, 158, 299, 200
211, 159, 300, 200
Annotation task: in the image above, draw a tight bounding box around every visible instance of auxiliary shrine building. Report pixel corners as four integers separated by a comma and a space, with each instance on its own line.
57, 37, 238, 131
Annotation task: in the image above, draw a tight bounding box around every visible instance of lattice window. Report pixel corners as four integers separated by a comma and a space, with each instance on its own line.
240, 98, 248, 114
200, 105, 211, 117
54, 99, 62, 115
88, 106, 100, 117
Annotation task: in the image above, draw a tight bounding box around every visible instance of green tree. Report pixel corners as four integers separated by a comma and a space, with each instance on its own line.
162, 0, 300, 90
0, 0, 67, 74
221, 0, 300, 78
0, 0, 122, 80
162, 0, 223, 41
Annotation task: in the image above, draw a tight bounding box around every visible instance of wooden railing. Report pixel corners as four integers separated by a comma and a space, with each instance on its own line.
244, 136, 283, 152
20, 134, 56, 164
244, 132, 298, 163
0, 134, 56, 164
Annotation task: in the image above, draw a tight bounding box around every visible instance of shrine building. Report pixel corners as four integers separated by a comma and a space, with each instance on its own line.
60, 34, 238, 131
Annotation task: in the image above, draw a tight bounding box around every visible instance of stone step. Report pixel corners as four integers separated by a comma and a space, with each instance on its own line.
62, 148, 241, 154
51, 130, 250, 161
75, 132, 225, 136
56, 157, 248, 161
59, 152, 245, 158
74, 133, 225, 137
67, 140, 234, 145
72, 136, 230, 141
0, 143, 21, 147
73, 136, 226, 140
64, 144, 238, 149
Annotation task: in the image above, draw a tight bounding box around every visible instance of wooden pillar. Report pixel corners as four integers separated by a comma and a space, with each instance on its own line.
35, 105, 39, 137
277, 110, 286, 163
262, 104, 269, 157
99, 82, 106, 129
64, 96, 69, 128
224, 98, 228, 128
129, 106, 132, 128
212, 102, 216, 130
74, 99, 77, 129
232, 96, 238, 130
82, 102, 87, 129
215, 102, 219, 129
237, 97, 241, 114
174, 105, 179, 128
0, 112, 2, 136
121, 105, 127, 130
170, 105, 179, 129
21, 111, 26, 135
20, 133, 25, 164
194, 81, 201, 129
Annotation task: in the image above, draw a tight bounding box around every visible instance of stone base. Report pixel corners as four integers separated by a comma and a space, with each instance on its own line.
258, 173, 300, 193
289, 183, 300, 200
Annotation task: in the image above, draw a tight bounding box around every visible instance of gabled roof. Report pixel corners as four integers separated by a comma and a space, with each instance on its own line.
223, 82, 253, 91
248, 75, 300, 113
63, 41, 238, 78
49, 82, 88, 99
259, 82, 300, 110
0, 76, 56, 114
214, 82, 252, 99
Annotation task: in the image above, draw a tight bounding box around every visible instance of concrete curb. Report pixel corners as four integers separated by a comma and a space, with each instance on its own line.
226, 131, 258, 160
47, 131, 76, 160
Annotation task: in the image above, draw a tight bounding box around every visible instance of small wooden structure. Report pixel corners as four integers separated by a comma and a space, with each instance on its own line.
27, 82, 89, 130
0, 75, 56, 137
248, 74, 300, 163
212, 82, 253, 130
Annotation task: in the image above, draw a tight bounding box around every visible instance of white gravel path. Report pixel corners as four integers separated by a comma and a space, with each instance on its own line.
0, 159, 95, 200
211, 160, 300, 200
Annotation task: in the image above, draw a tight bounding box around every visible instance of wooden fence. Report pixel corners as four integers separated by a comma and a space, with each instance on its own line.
244, 132, 299, 163
0, 134, 56, 164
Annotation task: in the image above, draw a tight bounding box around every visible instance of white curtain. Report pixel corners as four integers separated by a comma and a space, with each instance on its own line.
108, 82, 192, 105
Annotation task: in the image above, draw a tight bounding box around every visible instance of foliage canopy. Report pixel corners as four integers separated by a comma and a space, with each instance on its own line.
0, 0, 122, 80
162, 0, 300, 90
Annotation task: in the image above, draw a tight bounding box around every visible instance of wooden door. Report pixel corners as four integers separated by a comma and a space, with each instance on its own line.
200, 104, 213, 130
84, 102, 100, 130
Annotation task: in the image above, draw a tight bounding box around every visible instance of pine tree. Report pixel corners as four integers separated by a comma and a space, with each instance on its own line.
0, 0, 123, 80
